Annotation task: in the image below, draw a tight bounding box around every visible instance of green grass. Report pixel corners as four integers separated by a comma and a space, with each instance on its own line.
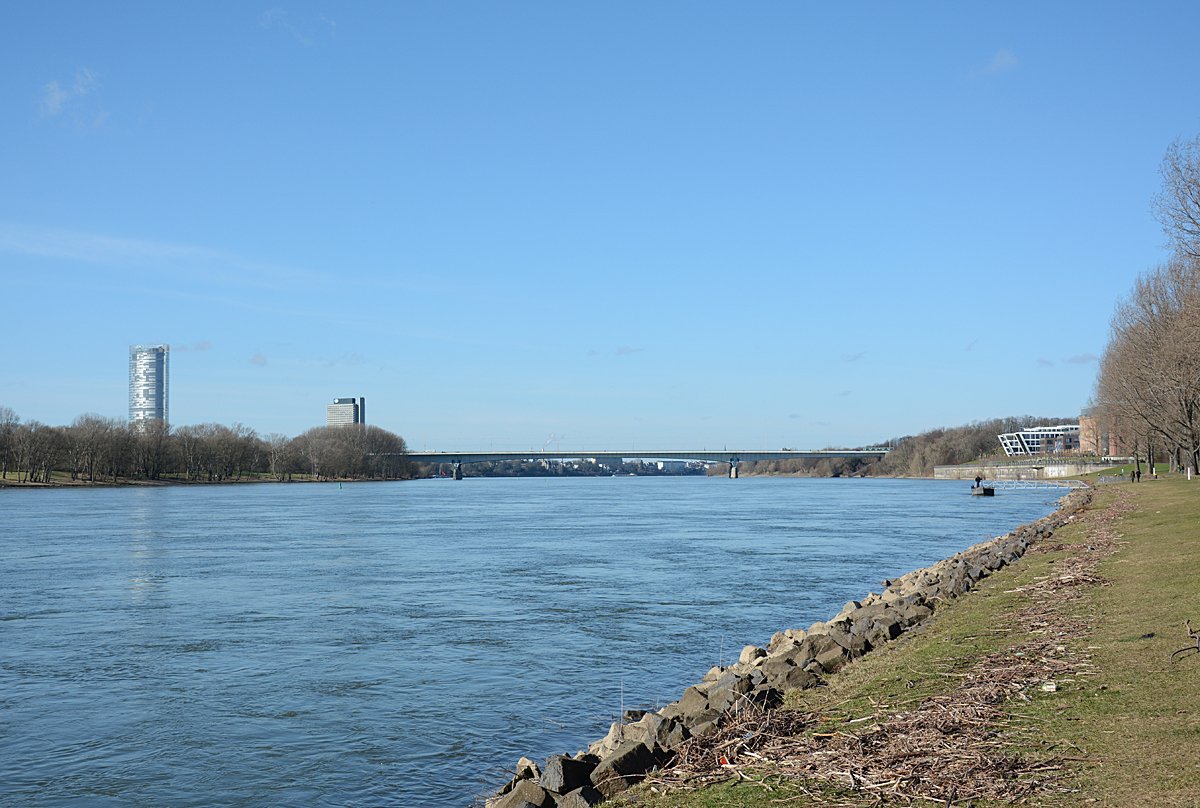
610, 477, 1200, 808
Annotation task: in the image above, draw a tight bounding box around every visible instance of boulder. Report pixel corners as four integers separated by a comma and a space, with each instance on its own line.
516, 758, 541, 781
554, 785, 605, 808
739, 645, 767, 665
493, 779, 555, 808
540, 755, 596, 795
591, 741, 656, 798
815, 643, 848, 673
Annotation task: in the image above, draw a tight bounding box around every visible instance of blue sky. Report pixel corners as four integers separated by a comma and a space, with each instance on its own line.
4, 3, 1200, 451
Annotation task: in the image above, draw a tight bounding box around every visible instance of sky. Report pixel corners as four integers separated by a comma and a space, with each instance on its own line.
4, 3, 1200, 452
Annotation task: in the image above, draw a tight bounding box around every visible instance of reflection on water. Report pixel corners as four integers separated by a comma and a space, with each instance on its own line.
0, 478, 1058, 807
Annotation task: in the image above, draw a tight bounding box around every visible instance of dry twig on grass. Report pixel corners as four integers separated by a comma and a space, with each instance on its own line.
1169, 619, 1200, 662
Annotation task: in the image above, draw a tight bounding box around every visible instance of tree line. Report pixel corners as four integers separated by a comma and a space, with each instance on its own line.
0, 407, 414, 484
704, 415, 1073, 479
1091, 134, 1200, 473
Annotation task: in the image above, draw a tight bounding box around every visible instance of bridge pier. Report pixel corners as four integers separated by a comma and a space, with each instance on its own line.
453, 463, 463, 481
729, 462, 738, 479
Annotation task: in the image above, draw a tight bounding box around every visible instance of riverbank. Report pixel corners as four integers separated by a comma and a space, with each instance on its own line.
483, 486, 1105, 807
589, 476, 1198, 807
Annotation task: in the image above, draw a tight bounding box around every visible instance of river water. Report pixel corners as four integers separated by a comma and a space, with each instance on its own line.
0, 476, 1060, 807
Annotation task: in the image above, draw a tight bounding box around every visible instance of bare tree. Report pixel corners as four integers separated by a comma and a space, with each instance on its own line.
265, 433, 290, 480
1153, 135, 1200, 258
0, 407, 17, 479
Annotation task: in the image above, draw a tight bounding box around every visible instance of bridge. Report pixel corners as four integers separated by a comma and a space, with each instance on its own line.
403, 448, 890, 479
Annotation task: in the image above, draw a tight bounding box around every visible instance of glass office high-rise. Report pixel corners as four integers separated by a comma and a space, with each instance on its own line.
129, 344, 169, 424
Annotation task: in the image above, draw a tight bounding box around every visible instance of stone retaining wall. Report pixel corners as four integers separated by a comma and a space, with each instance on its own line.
483, 488, 1093, 808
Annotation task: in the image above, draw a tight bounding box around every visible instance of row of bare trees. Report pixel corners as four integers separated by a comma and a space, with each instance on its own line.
1091, 135, 1200, 473
0, 408, 413, 484
717, 416, 1071, 479
1092, 252, 1200, 472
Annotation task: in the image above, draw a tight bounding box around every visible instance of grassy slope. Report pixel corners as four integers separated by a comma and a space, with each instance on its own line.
611, 477, 1200, 808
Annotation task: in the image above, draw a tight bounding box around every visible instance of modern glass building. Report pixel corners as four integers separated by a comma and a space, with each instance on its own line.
996, 424, 1079, 456
129, 344, 169, 424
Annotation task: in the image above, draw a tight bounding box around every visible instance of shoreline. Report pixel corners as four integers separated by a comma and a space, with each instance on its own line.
482, 486, 1093, 807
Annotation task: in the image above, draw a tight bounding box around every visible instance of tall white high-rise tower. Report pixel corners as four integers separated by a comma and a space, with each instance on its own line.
129, 344, 169, 424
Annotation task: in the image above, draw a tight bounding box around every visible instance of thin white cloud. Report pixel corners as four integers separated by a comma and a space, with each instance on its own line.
0, 222, 320, 290
974, 49, 1018, 77
1067, 353, 1099, 364
966, 339, 979, 352
841, 351, 865, 362
318, 352, 365, 368
1037, 358, 1054, 367
73, 69, 98, 96
251, 353, 268, 367
259, 8, 313, 45
38, 69, 101, 120
39, 81, 68, 117
616, 346, 643, 355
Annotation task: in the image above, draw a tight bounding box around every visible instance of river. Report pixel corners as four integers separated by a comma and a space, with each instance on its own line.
0, 476, 1060, 807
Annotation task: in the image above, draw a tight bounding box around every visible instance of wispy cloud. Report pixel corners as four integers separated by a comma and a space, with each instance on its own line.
587, 349, 598, 357
318, 352, 365, 368
173, 340, 213, 352
1068, 353, 1099, 364
966, 339, 979, 352
0, 222, 319, 290
38, 69, 105, 126
841, 351, 865, 362
251, 353, 267, 366
838, 390, 853, 397
973, 49, 1018, 77
39, 81, 68, 117
617, 346, 643, 356
1037, 358, 1054, 367
260, 8, 314, 45
788, 414, 800, 419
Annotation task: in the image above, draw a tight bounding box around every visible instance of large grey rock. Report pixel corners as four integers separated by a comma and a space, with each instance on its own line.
739, 645, 767, 665
591, 741, 656, 798
776, 665, 818, 691
540, 755, 595, 795
493, 779, 555, 808
815, 643, 848, 673
707, 672, 752, 712
555, 785, 604, 808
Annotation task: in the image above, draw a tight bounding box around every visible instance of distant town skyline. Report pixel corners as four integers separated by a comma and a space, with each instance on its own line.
4, 5, 1199, 449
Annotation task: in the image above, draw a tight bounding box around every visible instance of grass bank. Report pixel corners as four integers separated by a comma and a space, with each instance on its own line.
609, 476, 1200, 807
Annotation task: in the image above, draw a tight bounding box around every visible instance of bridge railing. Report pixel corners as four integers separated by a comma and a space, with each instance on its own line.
983, 479, 1090, 490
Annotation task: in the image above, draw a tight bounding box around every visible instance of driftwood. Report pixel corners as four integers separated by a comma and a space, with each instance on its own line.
1169, 619, 1200, 661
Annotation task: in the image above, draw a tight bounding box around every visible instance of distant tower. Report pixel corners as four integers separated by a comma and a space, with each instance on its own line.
327, 397, 365, 427
129, 344, 170, 424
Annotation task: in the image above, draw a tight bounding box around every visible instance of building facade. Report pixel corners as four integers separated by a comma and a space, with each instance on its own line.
326, 397, 366, 427
996, 424, 1080, 456
129, 344, 170, 424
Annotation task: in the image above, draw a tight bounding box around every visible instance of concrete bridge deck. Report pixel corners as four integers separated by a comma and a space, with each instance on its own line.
404, 448, 890, 479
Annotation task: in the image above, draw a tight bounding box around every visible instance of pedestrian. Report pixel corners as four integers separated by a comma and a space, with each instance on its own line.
1137, 469, 1141, 483
974, 474, 982, 489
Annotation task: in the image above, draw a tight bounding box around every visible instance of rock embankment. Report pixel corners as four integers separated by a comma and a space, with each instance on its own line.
484, 489, 1091, 808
